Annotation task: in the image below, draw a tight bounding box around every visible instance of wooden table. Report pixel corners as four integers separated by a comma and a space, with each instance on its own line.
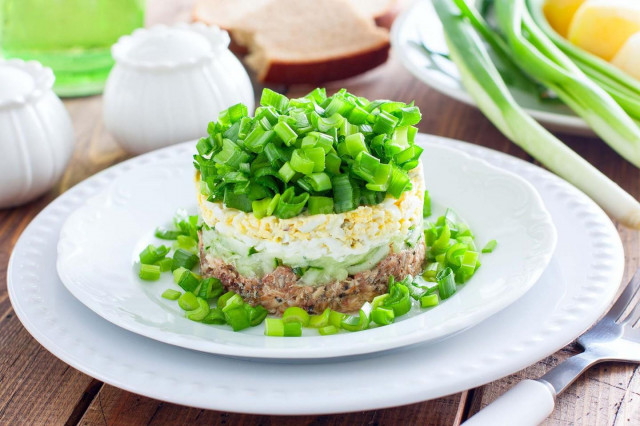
2, 1, 639, 424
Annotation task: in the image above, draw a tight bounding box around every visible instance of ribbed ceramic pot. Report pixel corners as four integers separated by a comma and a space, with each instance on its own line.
0, 59, 74, 208
103, 23, 255, 154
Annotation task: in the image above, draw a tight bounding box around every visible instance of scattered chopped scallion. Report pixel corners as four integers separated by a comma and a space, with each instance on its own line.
178, 291, 199, 311
318, 325, 339, 335
139, 264, 161, 281
264, 318, 285, 336
139, 244, 170, 265
482, 239, 497, 253
187, 297, 210, 321
171, 248, 199, 271
308, 308, 331, 328
155, 257, 173, 272
371, 307, 395, 326
282, 306, 310, 326
161, 289, 181, 301
420, 294, 439, 308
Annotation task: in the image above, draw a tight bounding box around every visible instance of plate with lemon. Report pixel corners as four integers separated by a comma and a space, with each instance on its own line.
392, 0, 640, 136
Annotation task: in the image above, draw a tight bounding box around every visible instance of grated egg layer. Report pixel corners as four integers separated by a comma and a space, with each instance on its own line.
197, 163, 425, 261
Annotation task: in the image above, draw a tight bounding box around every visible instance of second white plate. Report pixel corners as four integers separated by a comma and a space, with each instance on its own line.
391, 0, 593, 136
56, 138, 556, 359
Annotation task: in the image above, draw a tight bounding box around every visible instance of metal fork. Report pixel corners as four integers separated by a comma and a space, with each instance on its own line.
464, 270, 640, 426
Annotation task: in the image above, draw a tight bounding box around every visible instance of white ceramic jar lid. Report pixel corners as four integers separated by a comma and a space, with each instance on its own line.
0, 60, 54, 109
111, 23, 232, 70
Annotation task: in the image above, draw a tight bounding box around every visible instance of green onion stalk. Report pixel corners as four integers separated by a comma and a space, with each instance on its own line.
492, 0, 640, 168
434, 0, 640, 228
525, 0, 640, 121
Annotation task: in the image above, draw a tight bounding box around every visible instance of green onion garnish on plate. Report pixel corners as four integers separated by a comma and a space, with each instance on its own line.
139, 264, 161, 281
161, 289, 181, 301
482, 239, 498, 253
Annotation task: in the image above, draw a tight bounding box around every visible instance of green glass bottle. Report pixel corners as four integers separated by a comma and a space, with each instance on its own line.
0, 0, 145, 97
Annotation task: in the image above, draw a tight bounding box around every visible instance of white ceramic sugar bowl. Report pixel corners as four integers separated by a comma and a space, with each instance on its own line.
0, 60, 74, 208
103, 23, 255, 154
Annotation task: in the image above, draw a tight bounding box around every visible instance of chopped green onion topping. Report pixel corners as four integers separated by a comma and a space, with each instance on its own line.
195, 88, 422, 218
308, 196, 334, 215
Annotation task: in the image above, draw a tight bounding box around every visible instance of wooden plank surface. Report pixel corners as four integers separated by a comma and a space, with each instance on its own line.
77, 385, 466, 426
1, 0, 639, 424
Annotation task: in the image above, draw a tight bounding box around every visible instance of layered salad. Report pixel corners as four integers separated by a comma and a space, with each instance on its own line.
194, 88, 425, 314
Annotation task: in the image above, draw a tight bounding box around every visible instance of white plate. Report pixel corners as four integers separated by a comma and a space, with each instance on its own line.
8, 134, 623, 414
391, 0, 593, 136
55, 140, 556, 359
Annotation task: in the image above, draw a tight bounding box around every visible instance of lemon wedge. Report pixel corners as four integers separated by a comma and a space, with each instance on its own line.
543, 0, 587, 37
568, 0, 640, 61
611, 32, 640, 80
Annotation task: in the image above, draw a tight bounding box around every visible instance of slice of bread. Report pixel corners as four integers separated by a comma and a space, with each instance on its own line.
192, 0, 392, 84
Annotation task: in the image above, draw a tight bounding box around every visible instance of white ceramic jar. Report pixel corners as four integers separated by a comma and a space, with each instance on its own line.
103, 23, 255, 155
0, 59, 74, 209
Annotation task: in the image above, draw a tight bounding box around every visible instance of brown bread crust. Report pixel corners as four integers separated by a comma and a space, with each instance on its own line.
257, 42, 390, 84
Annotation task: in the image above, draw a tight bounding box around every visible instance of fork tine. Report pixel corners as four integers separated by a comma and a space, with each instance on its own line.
606, 269, 640, 322
622, 300, 640, 327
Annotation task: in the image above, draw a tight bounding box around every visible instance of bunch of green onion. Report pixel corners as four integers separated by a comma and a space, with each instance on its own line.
432, 0, 640, 228
194, 88, 422, 219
